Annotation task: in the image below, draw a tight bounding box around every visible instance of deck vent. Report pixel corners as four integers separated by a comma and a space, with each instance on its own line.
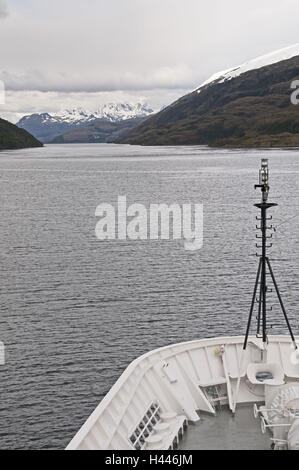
129, 402, 161, 450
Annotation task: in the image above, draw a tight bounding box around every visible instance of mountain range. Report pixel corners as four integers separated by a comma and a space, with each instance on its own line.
118, 44, 299, 147
51, 117, 147, 144
10, 44, 299, 149
16, 103, 154, 143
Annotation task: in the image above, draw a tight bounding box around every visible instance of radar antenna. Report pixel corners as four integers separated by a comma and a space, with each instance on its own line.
243, 159, 297, 352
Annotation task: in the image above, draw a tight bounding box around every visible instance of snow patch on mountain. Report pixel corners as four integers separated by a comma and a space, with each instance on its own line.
197, 44, 299, 92
51, 103, 154, 124
19, 102, 154, 127
53, 107, 92, 124
95, 103, 154, 122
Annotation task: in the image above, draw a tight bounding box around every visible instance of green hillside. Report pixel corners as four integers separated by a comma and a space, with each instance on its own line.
0, 118, 43, 150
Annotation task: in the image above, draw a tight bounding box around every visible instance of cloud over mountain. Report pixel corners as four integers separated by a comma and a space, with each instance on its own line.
0, 0, 8, 18
0, 65, 194, 93
2, 0, 299, 122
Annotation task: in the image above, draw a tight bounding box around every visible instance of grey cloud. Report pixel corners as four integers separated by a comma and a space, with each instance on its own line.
0, 66, 199, 93
0, 0, 8, 18
2, 0, 299, 95
1, 0, 299, 120
0, 89, 185, 123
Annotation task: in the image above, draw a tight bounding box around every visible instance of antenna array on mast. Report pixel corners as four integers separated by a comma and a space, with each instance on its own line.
243, 160, 297, 352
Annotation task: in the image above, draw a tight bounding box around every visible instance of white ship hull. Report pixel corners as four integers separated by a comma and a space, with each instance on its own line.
67, 335, 299, 451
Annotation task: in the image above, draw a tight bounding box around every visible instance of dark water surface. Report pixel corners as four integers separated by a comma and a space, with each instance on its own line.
0, 144, 299, 449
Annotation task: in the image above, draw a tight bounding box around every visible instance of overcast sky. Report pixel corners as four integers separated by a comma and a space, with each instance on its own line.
1, 0, 299, 122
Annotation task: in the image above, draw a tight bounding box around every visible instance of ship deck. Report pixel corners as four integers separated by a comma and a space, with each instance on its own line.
178, 405, 271, 450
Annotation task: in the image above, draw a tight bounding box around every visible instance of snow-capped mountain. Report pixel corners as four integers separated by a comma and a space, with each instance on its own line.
16, 103, 154, 142
119, 44, 299, 147
93, 103, 154, 122
51, 103, 154, 124
197, 43, 299, 90
51, 107, 93, 124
